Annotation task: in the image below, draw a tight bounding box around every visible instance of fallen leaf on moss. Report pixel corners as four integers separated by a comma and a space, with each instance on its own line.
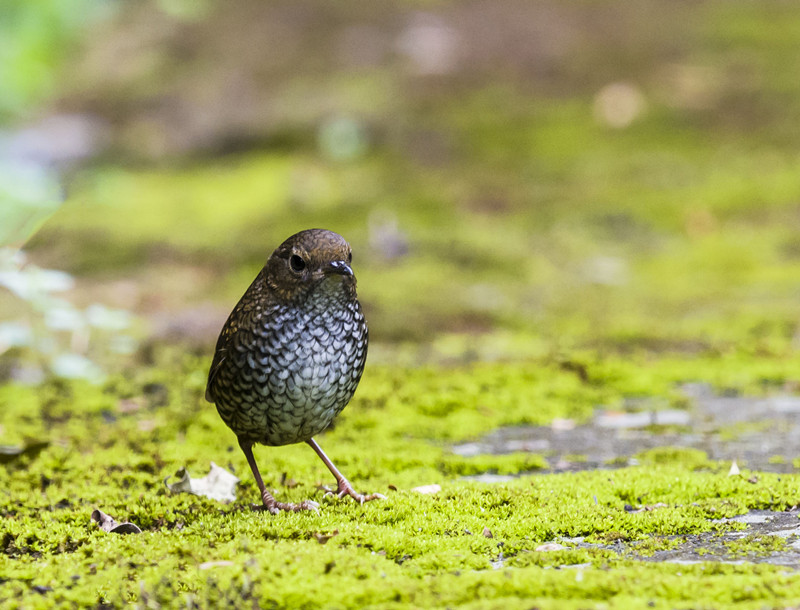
164, 462, 239, 502
91, 509, 142, 534
483, 527, 493, 538
728, 461, 740, 476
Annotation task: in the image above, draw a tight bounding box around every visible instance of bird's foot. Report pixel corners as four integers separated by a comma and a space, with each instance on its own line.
321, 478, 385, 505
257, 490, 319, 515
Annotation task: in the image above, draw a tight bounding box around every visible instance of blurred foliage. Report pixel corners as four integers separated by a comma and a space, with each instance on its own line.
0, 163, 62, 248
0, 0, 103, 121
0, 248, 136, 381
13, 0, 799, 362
4, 2, 800, 606
0, 0, 134, 381
31, 115, 800, 357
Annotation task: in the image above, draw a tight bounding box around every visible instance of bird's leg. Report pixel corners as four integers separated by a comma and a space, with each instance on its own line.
238, 439, 319, 514
306, 438, 385, 504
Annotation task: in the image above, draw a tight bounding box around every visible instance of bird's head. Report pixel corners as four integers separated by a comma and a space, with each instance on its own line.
265, 229, 357, 302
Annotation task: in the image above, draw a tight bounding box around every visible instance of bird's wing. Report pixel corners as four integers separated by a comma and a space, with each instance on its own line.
205, 324, 232, 403
205, 272, 277, 403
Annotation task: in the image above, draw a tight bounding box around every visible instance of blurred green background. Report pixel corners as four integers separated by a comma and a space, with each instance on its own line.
5, 4, 800, 606
3, 0, 800, 377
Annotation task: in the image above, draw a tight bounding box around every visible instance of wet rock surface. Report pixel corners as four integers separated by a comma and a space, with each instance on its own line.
551, 510, 800, 568
454, 383, 800, 474
457, 384, 800, 566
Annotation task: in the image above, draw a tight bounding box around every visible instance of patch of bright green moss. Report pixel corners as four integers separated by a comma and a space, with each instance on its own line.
724, 534, 788, 558
3, 351, 800, 607
635, 447, 712, 470
628, 535, 683, 558
440, 452, 548, 477
717, 421, 773, 443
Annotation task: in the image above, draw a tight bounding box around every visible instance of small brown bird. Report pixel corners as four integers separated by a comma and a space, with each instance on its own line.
206, 229, 383, 513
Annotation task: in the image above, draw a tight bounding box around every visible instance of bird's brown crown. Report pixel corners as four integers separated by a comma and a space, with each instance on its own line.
264, 229, 356, 301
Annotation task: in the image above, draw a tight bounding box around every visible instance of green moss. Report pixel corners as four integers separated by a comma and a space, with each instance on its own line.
440, 453, 548, 477
634, 447, 712, 470
628, 536, 683, 558
3, 352, 800, 607
717, 421, 773, 443
8, 2, 800, 606
724, 534, 787, 558
507, 547, 616, 568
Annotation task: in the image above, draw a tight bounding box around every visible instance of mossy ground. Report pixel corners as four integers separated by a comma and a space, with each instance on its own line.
5, 0, 800, 607
3, 353, 800, 608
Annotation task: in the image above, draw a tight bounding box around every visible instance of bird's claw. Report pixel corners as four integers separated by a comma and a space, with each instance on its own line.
258, 492, 320, 514
319, 484, 338, 498
320, 479, 385, 504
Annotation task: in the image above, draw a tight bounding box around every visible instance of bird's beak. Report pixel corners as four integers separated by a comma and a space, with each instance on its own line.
325, 260, 353, 277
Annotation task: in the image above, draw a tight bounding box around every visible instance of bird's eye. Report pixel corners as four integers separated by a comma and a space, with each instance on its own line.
347, 251, 352, 264
289, 254, 306, 273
